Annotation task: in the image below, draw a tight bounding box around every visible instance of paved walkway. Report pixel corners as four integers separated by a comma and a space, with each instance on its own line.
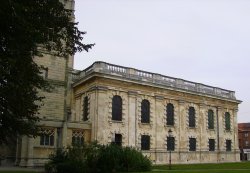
0, 166, 44, 172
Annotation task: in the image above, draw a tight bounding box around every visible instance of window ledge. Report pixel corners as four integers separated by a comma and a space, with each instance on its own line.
188, 127, 197, 129
34, 145, 56, 149
207, 129, 216, 131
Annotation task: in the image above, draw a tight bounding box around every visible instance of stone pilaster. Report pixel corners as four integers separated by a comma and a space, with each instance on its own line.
178, 100, 186, 152
62, 123, 68, 147
216, 107, 223, 151
154, 95, 164, 149
128, 91, 137, 146
199, 104, 207, 150
19, 136, 28, 167
233, 108, 240, 161
95, 87, 108, 143
26, 138, 34, 167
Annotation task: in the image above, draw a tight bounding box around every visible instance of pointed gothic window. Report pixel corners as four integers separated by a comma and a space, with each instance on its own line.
189, 107, 195, 127
112, 95, 122, 121
166, 103, 174, 126
225, 112, 231, 130
72, 130, 84, 146
208, 109, 214, 129
141, 99, 150, 123
40, 128, 55, 146
82, 96, 89, 121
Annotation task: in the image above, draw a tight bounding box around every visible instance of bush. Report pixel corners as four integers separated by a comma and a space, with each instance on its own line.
45, 146, 88, 173
45, 142, 152, 173
97, 144, 152, 172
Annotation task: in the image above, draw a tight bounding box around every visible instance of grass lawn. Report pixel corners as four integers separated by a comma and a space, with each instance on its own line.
0, 162, 250, 173
135, 162, 250, 173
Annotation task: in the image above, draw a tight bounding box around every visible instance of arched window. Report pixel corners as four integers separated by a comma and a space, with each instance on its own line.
82, 96, 89, 121
208, 109, 214, 129
189, 107, 195, 127
112, 95, 122, 121
141, 99, 150, 123
225, 112, 231, 130
166, 103, 174, 126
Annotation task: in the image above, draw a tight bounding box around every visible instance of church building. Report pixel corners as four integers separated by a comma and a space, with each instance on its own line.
0, 0, 241, 167
15, 59, 241, 166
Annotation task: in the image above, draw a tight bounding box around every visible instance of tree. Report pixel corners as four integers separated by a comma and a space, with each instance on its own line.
0, 0, 94, 144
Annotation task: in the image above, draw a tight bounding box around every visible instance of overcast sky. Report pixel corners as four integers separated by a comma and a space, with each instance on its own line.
74, 0, 250, 123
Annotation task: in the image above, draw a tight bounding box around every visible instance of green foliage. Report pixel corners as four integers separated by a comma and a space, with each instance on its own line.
45, 143, 152, 173
0, 0, 94, 144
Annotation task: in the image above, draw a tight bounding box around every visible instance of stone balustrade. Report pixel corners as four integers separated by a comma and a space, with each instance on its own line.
72, 61, 236, 100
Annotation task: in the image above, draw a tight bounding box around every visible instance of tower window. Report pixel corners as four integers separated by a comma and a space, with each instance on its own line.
40, 128, 55, 146
72, 130, 84, 146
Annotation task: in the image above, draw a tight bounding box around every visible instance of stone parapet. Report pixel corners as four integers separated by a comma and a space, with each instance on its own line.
72, 61, 239, 101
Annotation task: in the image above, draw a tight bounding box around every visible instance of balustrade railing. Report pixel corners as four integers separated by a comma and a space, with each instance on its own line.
71, 61, 236, 100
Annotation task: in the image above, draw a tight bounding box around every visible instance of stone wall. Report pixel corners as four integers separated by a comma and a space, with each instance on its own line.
73, 76, 240, 164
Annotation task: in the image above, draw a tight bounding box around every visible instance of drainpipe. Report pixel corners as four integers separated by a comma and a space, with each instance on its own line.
216, 106, 220, 162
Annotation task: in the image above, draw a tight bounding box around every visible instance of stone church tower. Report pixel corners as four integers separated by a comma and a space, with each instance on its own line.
15, 0, 81, 167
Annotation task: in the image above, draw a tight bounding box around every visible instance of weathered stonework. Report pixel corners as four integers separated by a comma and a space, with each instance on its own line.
1, 1, 241, 166
3, 58, 241, 167
69, 61, 241, 164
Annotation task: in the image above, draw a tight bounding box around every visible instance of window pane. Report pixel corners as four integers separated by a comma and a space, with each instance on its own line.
167, 103, 174, 126
141, 99, 150, 123
72, 130, 84, 146
167, 137, 175, 151
39, 128, 55, 146
112, 95, 122, 121
189, 107, 195, 127
50, 135, 54, 146
209, 139, 215, 151
141, 135, 150, 150
225, 112, 230, 130
208, 110, 214, 129
189, 138, 196, 151
40, 135, 45, 145
45, 135, 50, 146
83, 96, 89, 121
226, 140, 231, 151
115, 134, 122, 146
